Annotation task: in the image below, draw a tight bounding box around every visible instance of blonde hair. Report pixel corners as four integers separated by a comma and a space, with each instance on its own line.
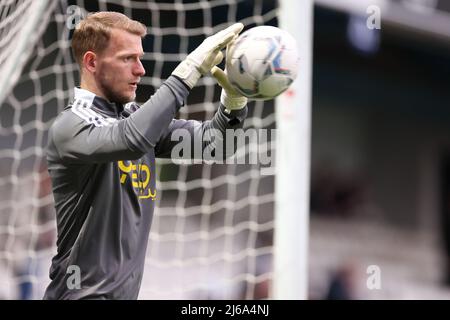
72, 11, 147, 65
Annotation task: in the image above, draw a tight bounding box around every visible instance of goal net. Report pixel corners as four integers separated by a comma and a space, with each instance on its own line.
0, 0, 282, 299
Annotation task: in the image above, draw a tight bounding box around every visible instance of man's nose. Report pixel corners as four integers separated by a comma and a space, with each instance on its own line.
134, 59, 145, 77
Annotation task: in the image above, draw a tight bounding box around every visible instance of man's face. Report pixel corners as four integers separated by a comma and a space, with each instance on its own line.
95, 28, 145, 104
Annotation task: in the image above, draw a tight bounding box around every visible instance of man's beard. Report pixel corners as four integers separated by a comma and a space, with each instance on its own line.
99, 78, 134, 105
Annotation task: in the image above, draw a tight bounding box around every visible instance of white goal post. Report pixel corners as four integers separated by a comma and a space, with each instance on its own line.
274, 0, 313, 299
0, 0, 55, 106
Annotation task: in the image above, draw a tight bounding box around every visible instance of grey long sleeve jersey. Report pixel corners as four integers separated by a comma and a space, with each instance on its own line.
43, 76, 247, 300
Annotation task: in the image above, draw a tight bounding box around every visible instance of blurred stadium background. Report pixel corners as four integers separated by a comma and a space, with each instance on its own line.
1, 0, 450, 300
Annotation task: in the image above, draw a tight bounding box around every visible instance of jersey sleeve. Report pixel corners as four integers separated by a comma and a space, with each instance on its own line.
47, 76, 189, 163
154, 103, 248, 160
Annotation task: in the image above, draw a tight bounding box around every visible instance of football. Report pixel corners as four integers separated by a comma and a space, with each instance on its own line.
226, 25, 299, 100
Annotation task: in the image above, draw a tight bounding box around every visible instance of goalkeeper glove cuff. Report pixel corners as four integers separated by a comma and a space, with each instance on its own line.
220, 90, 247, 113
172, 59, 203, 90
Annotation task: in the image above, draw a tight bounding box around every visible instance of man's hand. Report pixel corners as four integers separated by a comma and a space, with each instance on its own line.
172, 23, 244, 89
211, 38, 247, 113
211, 66, 247, 113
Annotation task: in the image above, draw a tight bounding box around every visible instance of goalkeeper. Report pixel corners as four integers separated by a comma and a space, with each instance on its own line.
43, 11, 247, 300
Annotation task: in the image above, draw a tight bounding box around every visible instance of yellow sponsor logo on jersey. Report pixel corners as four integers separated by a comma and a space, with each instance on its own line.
118, 160, 156, 200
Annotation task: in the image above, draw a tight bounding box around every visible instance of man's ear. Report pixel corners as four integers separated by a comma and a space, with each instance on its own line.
83, 51, 97, 73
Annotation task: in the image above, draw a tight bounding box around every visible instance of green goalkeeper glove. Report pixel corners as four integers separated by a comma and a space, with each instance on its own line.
210, 36, 247, 112
172, 23, 244, 89
211, 66, 247, 112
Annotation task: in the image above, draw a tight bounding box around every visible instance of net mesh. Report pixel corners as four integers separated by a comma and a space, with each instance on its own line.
0, 0, 279, 299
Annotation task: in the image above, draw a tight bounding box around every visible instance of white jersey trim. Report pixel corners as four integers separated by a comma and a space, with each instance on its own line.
71, 88, 117, 127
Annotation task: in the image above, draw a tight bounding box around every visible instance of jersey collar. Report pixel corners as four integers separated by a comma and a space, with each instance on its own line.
73, 87, 124, 118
